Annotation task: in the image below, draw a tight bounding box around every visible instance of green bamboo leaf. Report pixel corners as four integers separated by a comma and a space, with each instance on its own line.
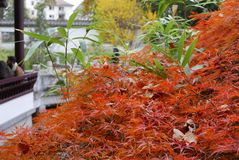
168, 48, 177, 59
153, 59, 164, 71
71, 48, 86, 66
158, 4, 169, 17
72, 36, 99, 44
151, 44, 168, 54
154, 59, 167, 78
57, 27, 67, 38
182, 38, 198, 67
165, 20, 175, 34
25, 41, 43, 61
17, 29, 64, 46
17, 29, 50, 41
67, 10, 80, 29
130, 60, 154, 73
177, 32, 187, 61
157, 0, 168, 17
156, 21, 165, 33
49, 37, 65, 46
130, 60, 167, 78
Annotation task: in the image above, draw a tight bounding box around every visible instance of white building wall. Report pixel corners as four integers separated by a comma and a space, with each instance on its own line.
45, 5, 59, 20
63, 6, 73, 20
25, 0, 42, 19
0, 93, 35, 133
44, 5, 73, 20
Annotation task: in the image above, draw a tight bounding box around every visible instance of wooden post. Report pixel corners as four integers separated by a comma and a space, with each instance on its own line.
14, 0, 24, 69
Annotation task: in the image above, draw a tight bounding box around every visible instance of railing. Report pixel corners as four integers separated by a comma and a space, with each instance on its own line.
0, 19, 91, 27
0, 72, 38, 104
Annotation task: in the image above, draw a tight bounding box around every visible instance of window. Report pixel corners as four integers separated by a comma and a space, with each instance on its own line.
31, 1, 34, 5
31, 10, 34, 15
2, 32, 14, 42
58, 14, 65, 20
49, 6, 54, 10
59, 7, 64, 11
49, 15, 54, 19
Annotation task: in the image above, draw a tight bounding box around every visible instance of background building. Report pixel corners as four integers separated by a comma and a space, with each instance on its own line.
25, 0, 74, 20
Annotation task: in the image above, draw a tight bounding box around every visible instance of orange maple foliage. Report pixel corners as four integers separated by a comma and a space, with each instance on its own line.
0, 0, 238, 159
192, 0, 239, 51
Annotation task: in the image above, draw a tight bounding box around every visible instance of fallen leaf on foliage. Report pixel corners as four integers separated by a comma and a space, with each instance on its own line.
173, 119, 197, 144
173, 129, 197, 144
119, 77, 136, 85
218, 104, 229, 112
142, 83, 154, 90
106, 102, 114, 107
173, 129, 184, 141
184, 131, 197, 144
145, 90, 154, 98
184, 119, 197, 132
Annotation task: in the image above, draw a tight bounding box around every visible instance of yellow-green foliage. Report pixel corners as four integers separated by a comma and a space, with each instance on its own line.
0, 49, 14, 61
94, 0, 155, 47
82, 0, 95, 15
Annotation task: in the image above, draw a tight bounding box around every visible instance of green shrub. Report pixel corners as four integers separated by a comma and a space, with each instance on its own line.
0, 49, 14, 61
